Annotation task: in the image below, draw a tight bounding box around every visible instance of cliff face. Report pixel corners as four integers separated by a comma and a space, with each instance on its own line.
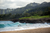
11, 18, 50, 23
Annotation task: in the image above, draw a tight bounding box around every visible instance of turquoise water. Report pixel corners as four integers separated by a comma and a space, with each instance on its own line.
0, 21, 50, 32
0, 21, 26, 28
0, 21, 13, 28
0, 21, 13, 24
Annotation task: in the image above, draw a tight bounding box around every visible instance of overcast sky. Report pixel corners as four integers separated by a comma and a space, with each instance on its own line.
0, 0, 50, 9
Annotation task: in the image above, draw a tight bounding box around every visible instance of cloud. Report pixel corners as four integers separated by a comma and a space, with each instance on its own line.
44, 0, 50, 2
0, 0, 50, 9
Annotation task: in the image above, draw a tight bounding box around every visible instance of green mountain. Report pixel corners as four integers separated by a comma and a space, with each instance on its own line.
0, 2, 50, 14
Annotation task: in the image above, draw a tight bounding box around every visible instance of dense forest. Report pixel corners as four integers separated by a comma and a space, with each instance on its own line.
0, 7, 50, 20
0, 2, 50, 20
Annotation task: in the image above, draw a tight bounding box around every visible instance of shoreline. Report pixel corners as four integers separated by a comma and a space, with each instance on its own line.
0, 23, 50, 32
0, 27, 50, 33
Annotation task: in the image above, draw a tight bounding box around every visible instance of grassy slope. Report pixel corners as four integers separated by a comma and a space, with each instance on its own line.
19, 16, 50, 19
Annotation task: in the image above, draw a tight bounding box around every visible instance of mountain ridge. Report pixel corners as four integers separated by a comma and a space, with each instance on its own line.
0, 2, 50, 14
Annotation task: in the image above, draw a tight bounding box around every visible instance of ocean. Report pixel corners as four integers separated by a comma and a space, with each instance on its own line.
0, 21, 50, 32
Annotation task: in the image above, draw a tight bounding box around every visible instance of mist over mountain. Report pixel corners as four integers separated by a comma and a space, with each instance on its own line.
0, 2, 50, 14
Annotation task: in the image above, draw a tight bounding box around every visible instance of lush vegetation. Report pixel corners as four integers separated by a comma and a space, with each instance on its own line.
19, 16, 50, 19
0, 9, 50, 20
0, 2, 50, 20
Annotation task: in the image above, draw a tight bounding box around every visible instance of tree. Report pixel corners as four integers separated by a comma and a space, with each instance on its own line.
23, 13, 31, 17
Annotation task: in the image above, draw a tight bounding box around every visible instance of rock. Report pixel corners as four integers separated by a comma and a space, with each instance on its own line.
11, 18, 50, 23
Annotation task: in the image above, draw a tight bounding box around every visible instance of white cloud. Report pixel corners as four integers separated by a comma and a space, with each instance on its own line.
44, 0, 50, 2
0, 0, 50, 9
